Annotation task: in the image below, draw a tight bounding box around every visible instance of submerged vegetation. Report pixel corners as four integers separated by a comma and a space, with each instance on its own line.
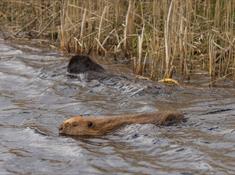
0, 0, 234, 84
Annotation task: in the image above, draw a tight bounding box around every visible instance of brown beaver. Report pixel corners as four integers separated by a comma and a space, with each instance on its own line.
59, 112, 185, 136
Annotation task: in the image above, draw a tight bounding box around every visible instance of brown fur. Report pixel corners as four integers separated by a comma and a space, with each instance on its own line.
59, 112, 185, 136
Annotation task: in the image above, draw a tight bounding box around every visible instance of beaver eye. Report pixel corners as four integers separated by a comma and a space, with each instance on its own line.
72, 122, 79, 127
87, 121, 94, 128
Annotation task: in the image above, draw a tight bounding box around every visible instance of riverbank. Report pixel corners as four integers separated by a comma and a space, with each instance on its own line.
1, 0, 234, 83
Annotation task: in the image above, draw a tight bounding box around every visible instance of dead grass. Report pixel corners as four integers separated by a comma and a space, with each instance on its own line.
0, 0, 234, 84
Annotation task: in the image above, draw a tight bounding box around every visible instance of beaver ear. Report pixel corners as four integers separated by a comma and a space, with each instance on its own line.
87, 121, 94, 128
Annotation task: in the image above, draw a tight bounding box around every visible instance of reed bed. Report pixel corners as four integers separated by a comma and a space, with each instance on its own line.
0, 0, 234, 84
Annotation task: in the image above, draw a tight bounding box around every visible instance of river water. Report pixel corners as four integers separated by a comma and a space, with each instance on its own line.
0, 39, 235, 175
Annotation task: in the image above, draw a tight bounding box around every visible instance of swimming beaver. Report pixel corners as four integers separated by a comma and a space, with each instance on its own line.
59, 112, 185, 136
67, 55, 104, 74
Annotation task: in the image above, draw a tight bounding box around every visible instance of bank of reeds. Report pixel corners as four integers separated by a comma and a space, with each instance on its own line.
0, 0, 234, 84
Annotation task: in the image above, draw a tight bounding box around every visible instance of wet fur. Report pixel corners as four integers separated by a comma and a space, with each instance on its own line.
59, 112, 185, 136
67, 55, 104, 74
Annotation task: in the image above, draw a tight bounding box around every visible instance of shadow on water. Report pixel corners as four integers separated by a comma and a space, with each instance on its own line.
0, 39, 235, 175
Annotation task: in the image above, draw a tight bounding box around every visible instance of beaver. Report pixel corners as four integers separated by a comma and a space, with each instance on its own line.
67, 55, 104, 74
59, 112, 185, 136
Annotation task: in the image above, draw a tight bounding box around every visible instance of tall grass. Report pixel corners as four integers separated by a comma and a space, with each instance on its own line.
0, 0, 234, 84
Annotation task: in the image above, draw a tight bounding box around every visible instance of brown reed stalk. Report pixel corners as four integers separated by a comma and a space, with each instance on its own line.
135, 23, 145, 75
96, 6, 107, 54
164, 0, 174, 78
60, 0, 68, 51
208, 34, 215, 84
80, 8, 86, 52
124, 0, 135, 52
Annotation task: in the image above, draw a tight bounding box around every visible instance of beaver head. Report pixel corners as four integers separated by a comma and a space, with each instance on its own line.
59, 116, 98, 136
67, 55, 104, 74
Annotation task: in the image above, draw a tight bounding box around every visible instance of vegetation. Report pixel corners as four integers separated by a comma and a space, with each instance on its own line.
0, 0, 234, 84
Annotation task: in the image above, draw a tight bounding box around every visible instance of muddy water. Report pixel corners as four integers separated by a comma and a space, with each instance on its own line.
0, 39, 235, 175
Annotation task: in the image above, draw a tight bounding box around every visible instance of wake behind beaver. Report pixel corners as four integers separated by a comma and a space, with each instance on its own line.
66, 55, 180, 97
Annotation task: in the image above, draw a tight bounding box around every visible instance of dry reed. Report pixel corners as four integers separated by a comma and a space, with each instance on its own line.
0, 0, 234, 85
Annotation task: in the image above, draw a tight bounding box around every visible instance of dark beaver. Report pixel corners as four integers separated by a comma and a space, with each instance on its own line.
67, 55, 104, 74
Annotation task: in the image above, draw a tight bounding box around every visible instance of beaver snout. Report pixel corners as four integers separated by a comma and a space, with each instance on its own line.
59, 124, 63, 132
58, 124, 64, 134
59, 123, 69, 135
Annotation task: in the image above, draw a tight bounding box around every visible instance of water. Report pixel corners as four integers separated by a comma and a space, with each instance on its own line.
0, 39, 235, 175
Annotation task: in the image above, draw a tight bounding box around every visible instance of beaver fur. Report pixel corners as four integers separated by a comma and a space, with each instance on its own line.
67, 55, 104, 74
59, 112, 185, 136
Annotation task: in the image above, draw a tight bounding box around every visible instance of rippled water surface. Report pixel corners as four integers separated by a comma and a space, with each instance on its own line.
0, 39, 235, 175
